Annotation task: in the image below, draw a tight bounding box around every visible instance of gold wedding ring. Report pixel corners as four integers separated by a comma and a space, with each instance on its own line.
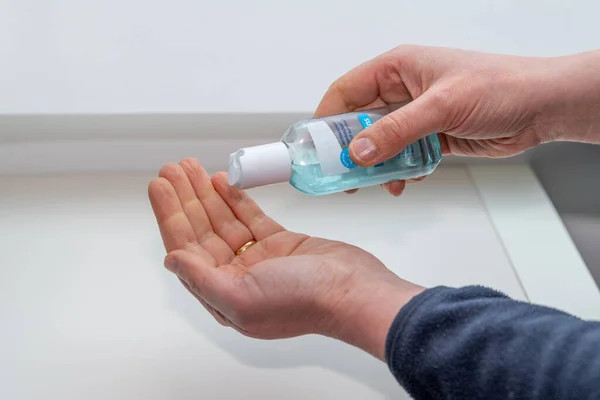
236, 240, 257, 256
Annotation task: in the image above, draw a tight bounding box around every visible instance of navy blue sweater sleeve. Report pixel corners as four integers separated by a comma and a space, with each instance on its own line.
386, 286, 600, 399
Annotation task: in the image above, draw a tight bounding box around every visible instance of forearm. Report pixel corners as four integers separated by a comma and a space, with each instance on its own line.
386, 286, 600, 399
538, 50, 600, 144
324, 274, 425, 361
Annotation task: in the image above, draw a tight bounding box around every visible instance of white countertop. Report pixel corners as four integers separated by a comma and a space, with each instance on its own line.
1, 164, 598, 399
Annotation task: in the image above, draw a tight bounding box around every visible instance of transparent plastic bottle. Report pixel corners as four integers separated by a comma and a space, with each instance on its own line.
228, 103, 442, 195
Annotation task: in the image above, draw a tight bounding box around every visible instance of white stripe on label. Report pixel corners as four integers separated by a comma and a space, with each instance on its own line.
307, 121, 350, 177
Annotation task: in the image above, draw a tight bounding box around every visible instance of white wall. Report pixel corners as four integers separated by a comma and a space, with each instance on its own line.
2, 0, 600, 115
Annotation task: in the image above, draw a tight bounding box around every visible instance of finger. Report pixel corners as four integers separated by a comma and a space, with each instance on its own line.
381, 180, 406, 197
314, 60, 379, 117
437, 133, 452, 156
149, 178, 218, 265
164, 249, 226, 306
349, 89, 449, 166
166, 250, 253, 336
179, 158, 254, 253
314, 52, 411, 117
159, 163, 234, 265
212, 172, 285, 240
406, 176, 427, 184
345, 189, 359, 194
148, 178, 200, 252
170, 253, 262, 338
355, 98, 389, 112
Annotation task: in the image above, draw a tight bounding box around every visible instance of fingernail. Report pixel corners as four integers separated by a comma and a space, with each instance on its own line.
351, 138, 377, 163
164, 257, 178, 273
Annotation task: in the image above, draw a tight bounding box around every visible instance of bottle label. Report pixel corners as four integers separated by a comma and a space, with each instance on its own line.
306, 120, 351, 176
357, 113, 373, 129
307, 112, 416, 176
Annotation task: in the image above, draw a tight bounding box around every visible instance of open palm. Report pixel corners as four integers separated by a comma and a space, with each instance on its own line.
148, 158, 398, 340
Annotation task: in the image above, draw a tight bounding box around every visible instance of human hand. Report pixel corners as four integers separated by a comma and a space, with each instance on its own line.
148, 159, 423, 360
315, 45, 569, 196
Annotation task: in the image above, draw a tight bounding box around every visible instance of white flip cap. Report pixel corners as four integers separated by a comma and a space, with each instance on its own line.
228, 142, 292, 190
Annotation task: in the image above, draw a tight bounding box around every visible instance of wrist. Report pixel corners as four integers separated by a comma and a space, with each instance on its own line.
535, 50, 600, 144
323, 272, 425, 362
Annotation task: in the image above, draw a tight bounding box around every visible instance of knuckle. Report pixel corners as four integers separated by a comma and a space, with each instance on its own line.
390, 44, 426, 69
392, 43, 418, 55
324, 78, 345, 99
326, 79, 341, 93
328, 79, 355, 108
428, 85, 454, 110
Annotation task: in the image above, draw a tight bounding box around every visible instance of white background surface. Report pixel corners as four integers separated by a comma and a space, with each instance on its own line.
1, 167, 527, 400
2, 1, 600, 399
2, 0, 600, 115
470, 165, 600, 319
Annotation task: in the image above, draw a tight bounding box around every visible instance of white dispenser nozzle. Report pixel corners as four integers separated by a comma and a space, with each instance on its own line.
228, 142, 292, 190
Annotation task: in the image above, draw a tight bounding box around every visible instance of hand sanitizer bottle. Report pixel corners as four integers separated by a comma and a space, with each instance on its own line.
228, 103, 442, 195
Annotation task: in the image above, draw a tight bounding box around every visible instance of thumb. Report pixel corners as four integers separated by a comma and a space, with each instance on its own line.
164, 249, 223, 303
349, 92, 447, 166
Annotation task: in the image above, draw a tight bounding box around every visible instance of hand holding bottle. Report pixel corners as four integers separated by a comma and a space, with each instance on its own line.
315, 46, 600, 196
149, 159, 423, 360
